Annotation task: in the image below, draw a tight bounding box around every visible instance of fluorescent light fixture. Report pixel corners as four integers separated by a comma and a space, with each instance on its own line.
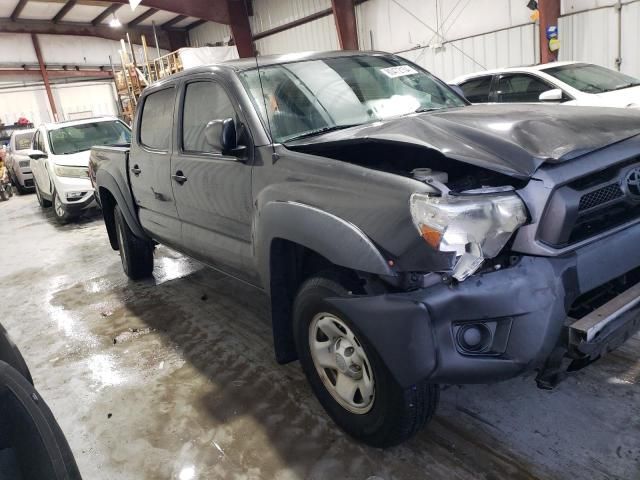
109, 14, 122, 28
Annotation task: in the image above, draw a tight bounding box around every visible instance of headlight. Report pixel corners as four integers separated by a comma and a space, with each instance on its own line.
54, 165, 89, 178
19, 160, 29, 168
410, 190, 527, 281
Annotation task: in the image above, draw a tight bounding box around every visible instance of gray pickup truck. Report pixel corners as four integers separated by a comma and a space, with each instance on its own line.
91, 51, 640, 447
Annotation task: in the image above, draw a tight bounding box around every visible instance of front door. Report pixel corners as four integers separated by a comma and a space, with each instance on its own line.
171, 78, 255, 282
129, 86, 182, 246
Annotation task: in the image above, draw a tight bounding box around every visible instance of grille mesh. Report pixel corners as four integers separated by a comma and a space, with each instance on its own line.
578, 183, 624, 211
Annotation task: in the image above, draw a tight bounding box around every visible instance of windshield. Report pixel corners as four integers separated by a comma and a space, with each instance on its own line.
543, 63, 640, 94
239, 55, 466, 143
14, 133, 33, 150
48, 120, 131, 155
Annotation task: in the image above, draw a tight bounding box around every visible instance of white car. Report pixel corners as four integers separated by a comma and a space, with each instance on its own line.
30, 117, 131, 223
451, 61, 640, 108
5, 128, 36, 194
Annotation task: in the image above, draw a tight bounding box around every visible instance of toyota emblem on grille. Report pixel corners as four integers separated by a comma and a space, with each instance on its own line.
625, 167, 640, 200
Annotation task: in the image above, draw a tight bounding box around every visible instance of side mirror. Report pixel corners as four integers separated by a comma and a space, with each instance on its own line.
29, 150, 47, 160
539, 88, 564, 102
204, 118, 243, 155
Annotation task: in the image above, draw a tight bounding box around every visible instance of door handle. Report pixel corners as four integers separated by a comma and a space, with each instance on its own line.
131, 165, 141, 176
172, 171, 187, 185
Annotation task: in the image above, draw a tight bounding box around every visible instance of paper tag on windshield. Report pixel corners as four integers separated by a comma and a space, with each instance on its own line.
380, 65, 418, 78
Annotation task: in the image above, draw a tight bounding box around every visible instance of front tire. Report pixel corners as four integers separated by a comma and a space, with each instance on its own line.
114, 205, 154, 280
293, 272, 439, 447
52, 190, 74, 224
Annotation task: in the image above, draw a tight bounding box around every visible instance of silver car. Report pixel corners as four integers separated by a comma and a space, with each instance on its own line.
5, 129, 36, 193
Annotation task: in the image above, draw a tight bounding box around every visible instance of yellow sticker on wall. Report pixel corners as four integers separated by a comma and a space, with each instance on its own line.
549, 38, 560, 52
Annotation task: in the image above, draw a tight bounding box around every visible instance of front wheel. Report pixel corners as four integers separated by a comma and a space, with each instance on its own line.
293, 272, 439, 447
114, 204, 154, 280
52, 191, 74, 224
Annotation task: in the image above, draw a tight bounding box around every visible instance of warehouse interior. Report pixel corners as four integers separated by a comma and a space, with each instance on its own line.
1, 1, 640, 479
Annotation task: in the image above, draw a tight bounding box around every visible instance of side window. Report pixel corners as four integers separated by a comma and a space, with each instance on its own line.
459, 76, 492, 103
33, 131, 41, 151
140, 88, 175, 150
496, 74, 553, 103
182, 81, 236, 154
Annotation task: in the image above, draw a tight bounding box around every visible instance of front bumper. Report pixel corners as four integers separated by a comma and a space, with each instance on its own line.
53, 175, 96, 212
15, 169, 34, 189
326, 221, 640, 388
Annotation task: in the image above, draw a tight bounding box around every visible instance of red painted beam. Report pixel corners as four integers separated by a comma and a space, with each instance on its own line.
331, 0, 358, 50
107, 0, 230, 24
31, 34, 59, 122
539, 0, 560, 63
227, 0, 254, 58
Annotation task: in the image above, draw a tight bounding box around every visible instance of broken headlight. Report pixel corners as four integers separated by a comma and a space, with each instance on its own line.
410, 190, 527, 281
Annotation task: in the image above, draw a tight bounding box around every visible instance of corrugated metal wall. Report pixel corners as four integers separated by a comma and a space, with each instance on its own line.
559, 0, 640, 77
397, 23, 539, 81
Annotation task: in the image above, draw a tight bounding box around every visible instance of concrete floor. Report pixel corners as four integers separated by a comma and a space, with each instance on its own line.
1, 192, 639, 480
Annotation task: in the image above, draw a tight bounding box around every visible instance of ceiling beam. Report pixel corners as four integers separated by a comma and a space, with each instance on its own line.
52, 0, 78, 24
107, 0, 230, 24
227, 0, 254, 58
91, 4, 122, 26
128, 7, 158, 27
162, 14, 187, 29
331, 0, 358, 50
0, 69, 113, 79
10, 0, 29, 22
539, 0, 560, 63
0, 18, 173, 50
185, 19, 206, 30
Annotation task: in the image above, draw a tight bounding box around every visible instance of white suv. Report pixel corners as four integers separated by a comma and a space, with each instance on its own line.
452, 61, 640, 108
30, 117, 131, 223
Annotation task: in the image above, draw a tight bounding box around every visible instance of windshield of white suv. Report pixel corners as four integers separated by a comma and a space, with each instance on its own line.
543, 63, 640, 94
14, 133, 33, 150
239, 55, 466, 143
48, 121, 131, 155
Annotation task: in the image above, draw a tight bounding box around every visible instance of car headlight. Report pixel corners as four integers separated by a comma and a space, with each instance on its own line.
19, 160, 29, 168
54, 165, 89, 178
410, 190, 528, 281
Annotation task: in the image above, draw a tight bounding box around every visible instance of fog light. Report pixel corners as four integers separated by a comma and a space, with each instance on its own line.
456, 323, 492, 353
66, 191, 85, 200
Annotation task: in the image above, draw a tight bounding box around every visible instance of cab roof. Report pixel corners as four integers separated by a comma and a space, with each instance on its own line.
42, 116, 120, 131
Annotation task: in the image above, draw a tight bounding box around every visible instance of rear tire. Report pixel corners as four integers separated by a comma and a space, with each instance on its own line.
293, 271, 439, 447
114, 204, 154, 280
35, 181, 51, 208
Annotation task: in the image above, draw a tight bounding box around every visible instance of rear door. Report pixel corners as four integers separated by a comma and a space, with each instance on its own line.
458, 75, 494, 103
171, 76, 255, 281
31, 130, 50, 195
492, 73, 557, 103
129, 86, 182, 246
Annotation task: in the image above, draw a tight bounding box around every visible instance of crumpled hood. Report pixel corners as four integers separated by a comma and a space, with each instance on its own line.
53, 150, 91, 167
286, 104, 640, 178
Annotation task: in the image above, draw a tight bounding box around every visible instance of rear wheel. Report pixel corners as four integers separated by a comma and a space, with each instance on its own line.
293, 271, 439, 447
35, 181, 51, 208
114, 204, 154, 280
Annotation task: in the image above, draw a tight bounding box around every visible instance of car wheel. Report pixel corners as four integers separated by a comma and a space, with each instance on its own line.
35, 181, 51, 208
0, 188, 6, 202
293, 271, 439, 448
52, 190, 74, 224
114, 204, 154, 280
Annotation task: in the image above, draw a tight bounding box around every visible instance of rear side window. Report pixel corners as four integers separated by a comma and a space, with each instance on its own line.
496, 74, 553, 103
182, 81, 236, 154
140, 88, 175, 150
14, 133, 33, 150
459, 76, 492, 103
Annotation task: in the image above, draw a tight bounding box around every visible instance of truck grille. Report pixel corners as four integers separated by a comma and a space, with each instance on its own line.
578, 183, 624, 211
538, 161, 640, 247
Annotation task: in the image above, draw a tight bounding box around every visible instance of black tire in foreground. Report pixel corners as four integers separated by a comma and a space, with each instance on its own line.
35, 182, 51, 208
0, 361, 82, 480
293, 271, 439, 448
114, 204, 154, 280
0, 323, 32, 385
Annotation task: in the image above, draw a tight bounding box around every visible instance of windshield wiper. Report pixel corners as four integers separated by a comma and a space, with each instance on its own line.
284, 124, 359, 142
414, 106, 445, 114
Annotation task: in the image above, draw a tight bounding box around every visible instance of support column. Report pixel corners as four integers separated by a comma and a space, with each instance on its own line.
227, 0, 255, 58
538, 0, 560, 63
331, 0, 359, 50
31, 33, 58, 122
